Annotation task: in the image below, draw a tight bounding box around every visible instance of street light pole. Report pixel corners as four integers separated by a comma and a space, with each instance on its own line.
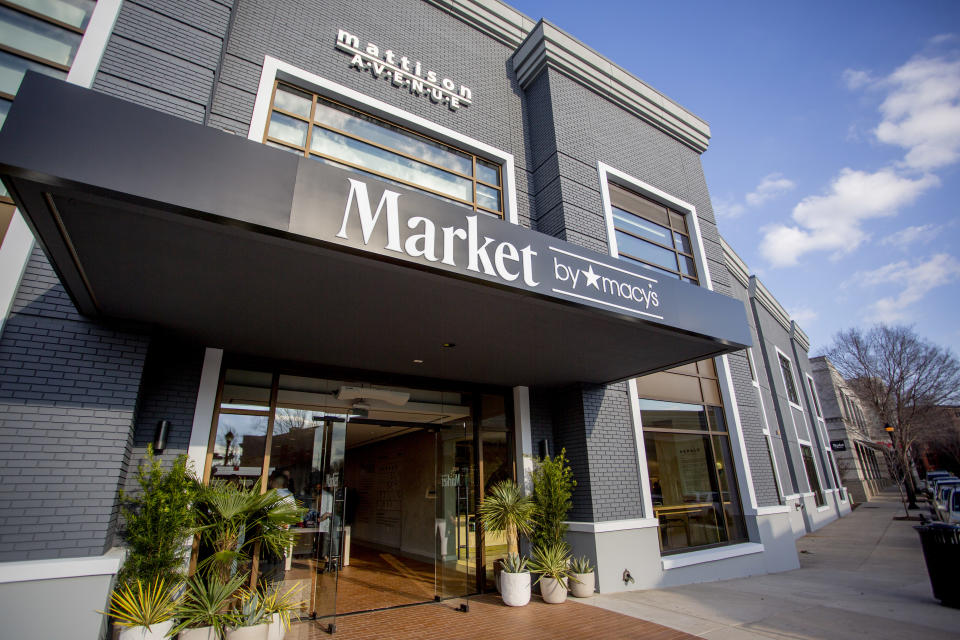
885, 423, 919, 509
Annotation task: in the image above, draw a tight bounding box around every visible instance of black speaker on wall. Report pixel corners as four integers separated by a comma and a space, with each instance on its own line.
538, 439, 549, 459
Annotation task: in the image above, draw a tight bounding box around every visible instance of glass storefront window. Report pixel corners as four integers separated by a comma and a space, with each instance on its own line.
640, 397, 748, 554
209, 413, 269, 488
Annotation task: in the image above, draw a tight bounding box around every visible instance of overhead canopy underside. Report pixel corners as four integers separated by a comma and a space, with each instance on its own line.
0, 75, 751, 388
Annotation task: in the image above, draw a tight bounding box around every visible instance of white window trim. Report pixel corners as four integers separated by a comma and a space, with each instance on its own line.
750, 348, 786, 505
804, 373, 824, 420
187, 348, 224, 477
249, 55, 519, 225
565, 518, 660, 533
598, 164, 758, 520
0, 0, 122, 338
661, 542, 765, 570
598, 161, 713, 289
774, 346, 803, 411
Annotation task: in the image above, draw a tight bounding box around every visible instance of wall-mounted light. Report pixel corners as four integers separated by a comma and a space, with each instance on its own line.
154, 420, 170, 454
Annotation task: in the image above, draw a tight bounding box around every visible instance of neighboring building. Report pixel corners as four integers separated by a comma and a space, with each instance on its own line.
0, 1, 851, 638
723, 240, 850, 537
810, 356, 892, 503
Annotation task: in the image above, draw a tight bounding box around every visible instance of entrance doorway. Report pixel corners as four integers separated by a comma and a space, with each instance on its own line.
203, 367, 513, 632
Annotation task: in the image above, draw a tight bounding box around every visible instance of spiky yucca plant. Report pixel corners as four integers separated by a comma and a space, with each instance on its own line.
171, 572, 246, 638
261, 581, 306, 631
528, 542, 578, 586
100, 576, 181, 629
479, 480, 535, 556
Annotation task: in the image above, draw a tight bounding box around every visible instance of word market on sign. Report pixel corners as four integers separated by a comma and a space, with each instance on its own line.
336, 179, 539, 286
336, 29, 473, 111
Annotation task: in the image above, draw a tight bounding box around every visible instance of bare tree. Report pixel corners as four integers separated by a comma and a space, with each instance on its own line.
826, 325, 960, 509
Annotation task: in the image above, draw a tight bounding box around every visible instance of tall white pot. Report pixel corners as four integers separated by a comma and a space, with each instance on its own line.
118, 621, 175, 640
540, 576, 567, 604
227, 623, 269, 640
570, 571, 595, 598
499, 571, 531, 607
179, 627, 218, 640
267, 615, 287, 640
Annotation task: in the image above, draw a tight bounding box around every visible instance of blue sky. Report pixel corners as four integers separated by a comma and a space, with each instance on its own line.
508, 0, 960, 356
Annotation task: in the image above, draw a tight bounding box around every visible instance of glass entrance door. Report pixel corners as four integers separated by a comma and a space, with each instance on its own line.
310, 415, 347, 632
435, 418, 474, 603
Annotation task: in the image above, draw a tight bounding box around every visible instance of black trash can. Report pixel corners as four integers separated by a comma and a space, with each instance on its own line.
915, 522, 960, 607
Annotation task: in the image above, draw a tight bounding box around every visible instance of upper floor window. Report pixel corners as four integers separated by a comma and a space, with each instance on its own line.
778, 353, 799, 405
264, 81, 503, 217
806, 376, 822, 418
608, 183, 698, 284
0, 0, 96, 206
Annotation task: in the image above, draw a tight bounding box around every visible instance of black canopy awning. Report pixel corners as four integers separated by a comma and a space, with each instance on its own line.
0, 74, 750, 387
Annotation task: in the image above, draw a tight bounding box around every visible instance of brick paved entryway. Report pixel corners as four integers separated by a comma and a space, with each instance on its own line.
285, 594, 699, 640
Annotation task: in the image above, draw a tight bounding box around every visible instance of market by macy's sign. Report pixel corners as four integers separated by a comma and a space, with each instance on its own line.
335, 29, 473, 111
332, 178, 664, 321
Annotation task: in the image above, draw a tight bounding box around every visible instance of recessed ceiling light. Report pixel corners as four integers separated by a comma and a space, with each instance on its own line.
413, 359, 424, 364
442, 342, 456, 348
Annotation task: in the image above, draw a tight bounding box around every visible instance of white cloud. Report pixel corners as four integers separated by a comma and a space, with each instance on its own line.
759, 44, 959, 269
714, 173, 794, 219
745, 173, 796, 207
759, 168, 938, 267
874, 54, 960, 171
880, 224, 938, 248
854, 253, 960, 322
788, 306, 818, 326
842, 68, 874, 90
713, 197, 746, 219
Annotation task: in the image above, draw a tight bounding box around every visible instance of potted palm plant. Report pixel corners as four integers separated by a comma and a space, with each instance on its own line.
193, 480, 305, 582
100, 576, 180, 640
172, 573, 246, 640
569, 555, 595, 598
479, 480, 536, 607
529, 543, 576, 604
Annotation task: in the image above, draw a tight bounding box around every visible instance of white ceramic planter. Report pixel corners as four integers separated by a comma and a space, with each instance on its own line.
227, 623, 269, 640
570, 571, 595, 598
499, 571, 531, 607
266, 615, 287, 640
179, 626, 218, 640
118, 621, 175, 640
539, 576, 567, 604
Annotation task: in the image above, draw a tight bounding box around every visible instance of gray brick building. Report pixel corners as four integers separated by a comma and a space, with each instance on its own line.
0, 1, 850, 637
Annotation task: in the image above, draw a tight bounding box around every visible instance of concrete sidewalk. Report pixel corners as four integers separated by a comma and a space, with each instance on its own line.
585, 491, 960, 639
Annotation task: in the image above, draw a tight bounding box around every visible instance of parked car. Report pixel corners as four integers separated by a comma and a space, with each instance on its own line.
944, 488, 960, 525
933, 480, 960, 520
924, 470, 953, 494
929, 474, 958, 500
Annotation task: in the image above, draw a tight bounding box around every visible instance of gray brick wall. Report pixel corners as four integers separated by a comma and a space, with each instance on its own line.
119, 339, 205, 499
0, 249, 150, 561
580, 382, 643, 521
725, 277, 780, 506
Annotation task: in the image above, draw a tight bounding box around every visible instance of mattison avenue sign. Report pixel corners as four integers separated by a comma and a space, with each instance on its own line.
288, 162, 707, 329
335, 29, 472, 111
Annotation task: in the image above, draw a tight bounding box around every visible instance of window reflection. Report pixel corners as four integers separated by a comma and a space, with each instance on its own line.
0, 50, 66, 96
264, 82, 503, 216
210, 413, 270, 488
309, 127, 473, 201
0, 5, 81, 66
6, 0, 95, 30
